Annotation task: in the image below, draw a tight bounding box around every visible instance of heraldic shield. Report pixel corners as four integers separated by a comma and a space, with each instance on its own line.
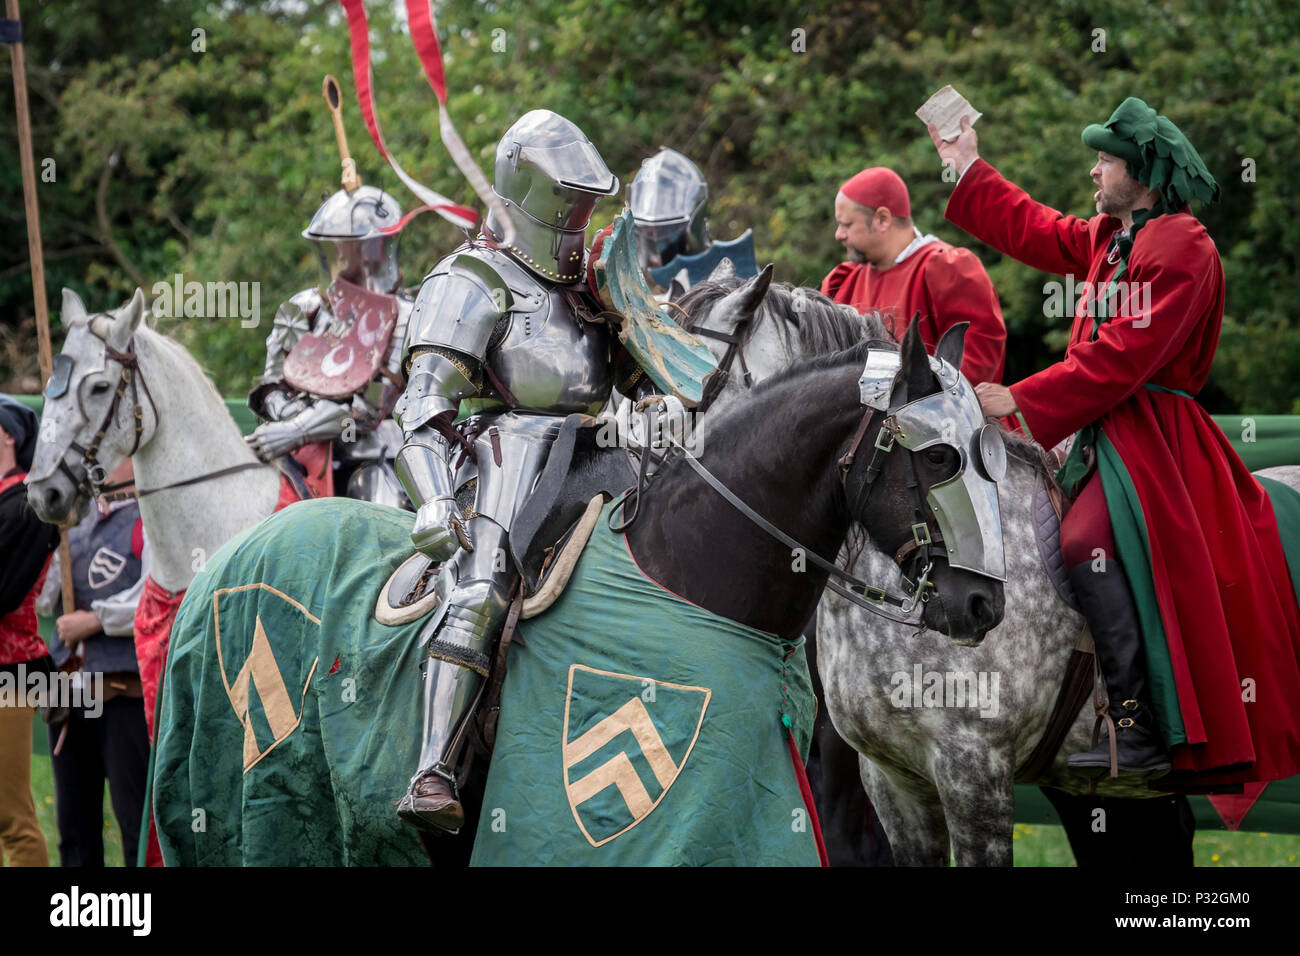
283, 276, 398, 400
563, 664, 711, 846
213, 584, 320, 773
595, 209, 718, 407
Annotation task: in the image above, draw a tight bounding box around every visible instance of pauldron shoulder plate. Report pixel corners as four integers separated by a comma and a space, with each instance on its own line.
407, 244, 532, 367
260, 287, 324, 382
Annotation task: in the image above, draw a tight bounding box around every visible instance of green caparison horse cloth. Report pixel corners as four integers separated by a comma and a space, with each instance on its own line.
152, 497, 820, 866
471, 500, 819, 866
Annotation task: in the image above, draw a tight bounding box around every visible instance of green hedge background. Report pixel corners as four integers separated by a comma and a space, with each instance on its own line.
3, 0, 1299, 409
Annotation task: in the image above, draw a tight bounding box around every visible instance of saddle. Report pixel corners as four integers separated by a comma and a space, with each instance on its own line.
375, 414, 637, 625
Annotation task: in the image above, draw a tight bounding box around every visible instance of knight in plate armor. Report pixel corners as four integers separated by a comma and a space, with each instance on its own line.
245, 78, 415, 508
393, 109, 682, 833
628, 147, 759, 295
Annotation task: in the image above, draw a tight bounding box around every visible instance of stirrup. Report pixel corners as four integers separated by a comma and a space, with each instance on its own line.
397, 766, 464, 835
1067, 709, 1171, 777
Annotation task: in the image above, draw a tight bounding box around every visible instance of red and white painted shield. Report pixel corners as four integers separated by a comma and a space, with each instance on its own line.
283, 277, 399, 399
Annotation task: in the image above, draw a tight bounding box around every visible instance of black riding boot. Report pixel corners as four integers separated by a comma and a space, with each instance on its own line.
1066, 559, 1172, 775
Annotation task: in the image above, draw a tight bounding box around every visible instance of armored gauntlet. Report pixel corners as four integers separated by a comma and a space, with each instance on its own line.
395, 428, 466, 560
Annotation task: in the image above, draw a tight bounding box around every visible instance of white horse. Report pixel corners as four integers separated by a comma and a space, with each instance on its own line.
27, 288, 284, 595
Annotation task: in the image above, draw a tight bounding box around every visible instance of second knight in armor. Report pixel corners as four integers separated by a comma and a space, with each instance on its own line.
393, 109, 669, 833
246, 180, 415, 506
628, 147, 759, 294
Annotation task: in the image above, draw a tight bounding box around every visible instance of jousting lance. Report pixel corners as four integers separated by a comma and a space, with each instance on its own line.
4, 0, 76, 612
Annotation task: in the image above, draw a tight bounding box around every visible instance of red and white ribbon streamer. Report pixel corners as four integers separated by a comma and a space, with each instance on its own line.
403, 0, 515, 246
339, 0, 478, 231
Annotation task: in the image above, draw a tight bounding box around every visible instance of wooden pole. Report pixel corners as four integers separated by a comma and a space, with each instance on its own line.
6, 0, 75, 612
323, 74, 361, 193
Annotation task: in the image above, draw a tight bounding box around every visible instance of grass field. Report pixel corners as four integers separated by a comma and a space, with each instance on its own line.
30, 752, 126, 868
1010, 823, 1300, 866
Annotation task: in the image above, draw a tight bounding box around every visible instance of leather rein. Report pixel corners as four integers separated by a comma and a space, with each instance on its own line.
615, 380, 949, 625
54, 336, 266, 502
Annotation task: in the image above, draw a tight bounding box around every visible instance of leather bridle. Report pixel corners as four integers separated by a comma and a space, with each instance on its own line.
671, 292, 782, 417
692, 325, 754, 416
834, 392, 953, 621
46, 336, 265, 504
53, 339, 157, 501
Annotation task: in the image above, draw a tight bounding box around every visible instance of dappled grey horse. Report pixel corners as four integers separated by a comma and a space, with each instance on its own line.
817, 400, 1300, 865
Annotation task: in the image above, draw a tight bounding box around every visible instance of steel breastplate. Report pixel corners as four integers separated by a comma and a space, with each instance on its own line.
441, 246, 614, 417
461, 287, 615, 417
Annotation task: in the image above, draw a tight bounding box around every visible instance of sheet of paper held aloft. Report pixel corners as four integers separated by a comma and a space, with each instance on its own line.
916, 85, 982, 142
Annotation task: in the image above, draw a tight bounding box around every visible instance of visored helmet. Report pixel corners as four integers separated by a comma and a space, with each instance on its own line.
303, 185, 404, 294
628, 147, 710, 270
483, 109, 619, 283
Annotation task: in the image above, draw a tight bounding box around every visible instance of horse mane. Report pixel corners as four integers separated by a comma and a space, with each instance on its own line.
677, 276, 888, 356
134, 323, 226, 408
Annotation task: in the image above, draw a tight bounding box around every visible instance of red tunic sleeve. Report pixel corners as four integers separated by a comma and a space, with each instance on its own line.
919, 246, 1006, 385
1008, 217, 1223, 449
820, 262, 855, 300
945, 159, 1104, 278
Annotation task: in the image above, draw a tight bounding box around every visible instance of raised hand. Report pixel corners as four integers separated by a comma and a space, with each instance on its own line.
928, 116, 980, 179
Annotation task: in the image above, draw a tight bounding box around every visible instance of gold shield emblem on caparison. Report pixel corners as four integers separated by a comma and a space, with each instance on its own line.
212, 583, 320, 773
562, 664, 711, 847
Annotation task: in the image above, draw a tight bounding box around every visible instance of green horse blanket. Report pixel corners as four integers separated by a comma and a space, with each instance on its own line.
152, 497, 821, 866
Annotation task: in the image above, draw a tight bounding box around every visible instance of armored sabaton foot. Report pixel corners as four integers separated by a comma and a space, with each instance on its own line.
397, 570, 513, 836
397, 768, 465, 834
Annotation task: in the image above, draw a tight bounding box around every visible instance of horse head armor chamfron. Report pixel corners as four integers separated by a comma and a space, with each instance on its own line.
857, 327, 1007, 581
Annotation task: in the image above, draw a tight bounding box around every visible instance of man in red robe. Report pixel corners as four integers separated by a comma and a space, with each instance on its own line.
821, 166, 1007, 386
931, 98, 1300, 787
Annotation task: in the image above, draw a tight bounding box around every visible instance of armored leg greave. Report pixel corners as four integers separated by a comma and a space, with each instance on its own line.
411, 518, 513, 766
398, 414, 560, 833
1066, 559, 1172, 776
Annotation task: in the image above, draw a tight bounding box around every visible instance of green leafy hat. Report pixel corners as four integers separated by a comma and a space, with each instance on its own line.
1081, 96, 1220, 211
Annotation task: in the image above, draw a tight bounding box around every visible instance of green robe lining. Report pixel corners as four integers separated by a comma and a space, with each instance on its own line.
1095, 431, 1187, 744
